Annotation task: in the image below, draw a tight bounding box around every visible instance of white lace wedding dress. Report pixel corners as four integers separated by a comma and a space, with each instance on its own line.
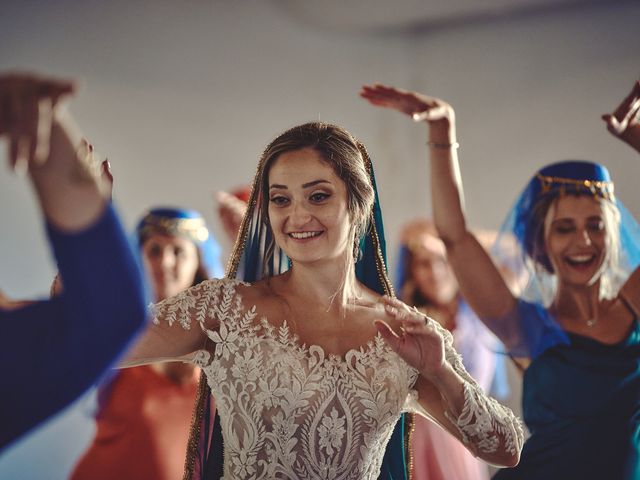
152, 278, 522, 480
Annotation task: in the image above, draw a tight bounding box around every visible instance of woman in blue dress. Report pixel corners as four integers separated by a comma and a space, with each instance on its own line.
0, 72, 147, 450
361, 81, 640, 479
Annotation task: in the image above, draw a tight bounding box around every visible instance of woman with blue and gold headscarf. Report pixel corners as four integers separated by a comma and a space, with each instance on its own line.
72, 208, 223, 480
361, 81, 640, 479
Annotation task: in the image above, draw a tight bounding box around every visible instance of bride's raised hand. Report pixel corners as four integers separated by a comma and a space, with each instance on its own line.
360, 84, 454, 124
374, 295, 446, 381
602, 80, 640, 153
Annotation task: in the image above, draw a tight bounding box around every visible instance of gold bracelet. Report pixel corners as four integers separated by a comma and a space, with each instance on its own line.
427, 141, 459, 149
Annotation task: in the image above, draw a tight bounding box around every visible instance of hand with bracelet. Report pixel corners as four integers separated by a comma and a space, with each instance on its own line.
360, 84, 459, 149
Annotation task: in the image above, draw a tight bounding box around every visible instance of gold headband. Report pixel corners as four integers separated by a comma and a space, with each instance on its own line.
139, 215, 209, 243
536, 173, 615, 201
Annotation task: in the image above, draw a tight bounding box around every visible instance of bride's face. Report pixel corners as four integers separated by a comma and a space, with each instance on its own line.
267, 147, 352, 265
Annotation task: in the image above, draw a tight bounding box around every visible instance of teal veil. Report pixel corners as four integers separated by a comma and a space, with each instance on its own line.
184, 123, 411, 480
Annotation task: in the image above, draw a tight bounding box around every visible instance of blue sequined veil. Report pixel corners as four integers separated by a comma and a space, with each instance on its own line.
183, 130, 411, 480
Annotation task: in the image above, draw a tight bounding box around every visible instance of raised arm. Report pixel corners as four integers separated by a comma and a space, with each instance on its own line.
603, 80, 640, 309
216, 190, 248, 244
602, 80, 640, 154
376, 296, 523, 468
361, 84, 520, 348
0, 72, 147, 448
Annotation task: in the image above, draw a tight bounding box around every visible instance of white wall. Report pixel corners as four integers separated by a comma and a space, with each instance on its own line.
1, 1, 638, 477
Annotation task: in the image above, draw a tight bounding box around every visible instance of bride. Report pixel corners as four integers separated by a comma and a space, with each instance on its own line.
123, 121, 523, 479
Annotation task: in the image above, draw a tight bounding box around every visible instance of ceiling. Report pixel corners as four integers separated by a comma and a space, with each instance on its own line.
271, 0, 615, 32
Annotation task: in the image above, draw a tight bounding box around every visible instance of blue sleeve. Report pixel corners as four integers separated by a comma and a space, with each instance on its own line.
511, 300, 570, 359
0, 204, 147, 450
482, 300, 570, 359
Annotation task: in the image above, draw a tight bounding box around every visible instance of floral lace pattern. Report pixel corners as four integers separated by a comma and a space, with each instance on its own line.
154, 278, 418, 479
153, 278, 523, 478
431, 320, 524, 457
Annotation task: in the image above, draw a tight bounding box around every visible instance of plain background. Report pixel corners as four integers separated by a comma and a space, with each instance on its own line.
1, 1, 639, 477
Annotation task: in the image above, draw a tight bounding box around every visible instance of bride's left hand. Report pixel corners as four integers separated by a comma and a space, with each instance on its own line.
375, 295, 446, 380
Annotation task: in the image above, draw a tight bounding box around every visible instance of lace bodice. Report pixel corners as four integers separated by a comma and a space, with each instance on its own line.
152, 278, 523, 479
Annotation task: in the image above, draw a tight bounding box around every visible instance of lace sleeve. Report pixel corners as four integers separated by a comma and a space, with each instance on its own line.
151, 278, 233, 330
121, 278, 243, 367
438, 321, 524, 461
408, 320, 524, 465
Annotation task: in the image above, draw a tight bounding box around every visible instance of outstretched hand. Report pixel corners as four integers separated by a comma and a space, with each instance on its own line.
1, 72, 113, 231
360, 84, 454, 124
375, 295, 446, 380
0, 72, 75, 170
216, 191, 248, 243
602, 80, 640, 153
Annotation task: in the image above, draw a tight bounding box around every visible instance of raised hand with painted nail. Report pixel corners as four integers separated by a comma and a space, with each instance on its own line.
602, 80, 640, 153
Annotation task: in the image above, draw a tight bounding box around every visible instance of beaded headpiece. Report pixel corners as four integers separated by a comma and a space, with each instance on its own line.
137, 209, 210, 245
136, 207, 223, 279
533, 160, 615, 201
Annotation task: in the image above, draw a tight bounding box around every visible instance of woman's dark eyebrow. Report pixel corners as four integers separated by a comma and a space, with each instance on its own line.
269, 179, 331, 190
302, 179, 330, 188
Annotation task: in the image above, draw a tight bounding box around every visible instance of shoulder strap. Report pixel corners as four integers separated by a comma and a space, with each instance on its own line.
620, 267, 640, 318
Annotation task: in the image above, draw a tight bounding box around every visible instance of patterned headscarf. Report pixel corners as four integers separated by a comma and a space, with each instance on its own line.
135, 207, 224, 282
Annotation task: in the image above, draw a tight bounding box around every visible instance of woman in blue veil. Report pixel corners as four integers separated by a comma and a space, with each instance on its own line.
361, 81, 640, 479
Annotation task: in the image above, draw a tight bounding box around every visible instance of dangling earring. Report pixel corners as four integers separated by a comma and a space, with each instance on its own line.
353, 237, 363, 264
